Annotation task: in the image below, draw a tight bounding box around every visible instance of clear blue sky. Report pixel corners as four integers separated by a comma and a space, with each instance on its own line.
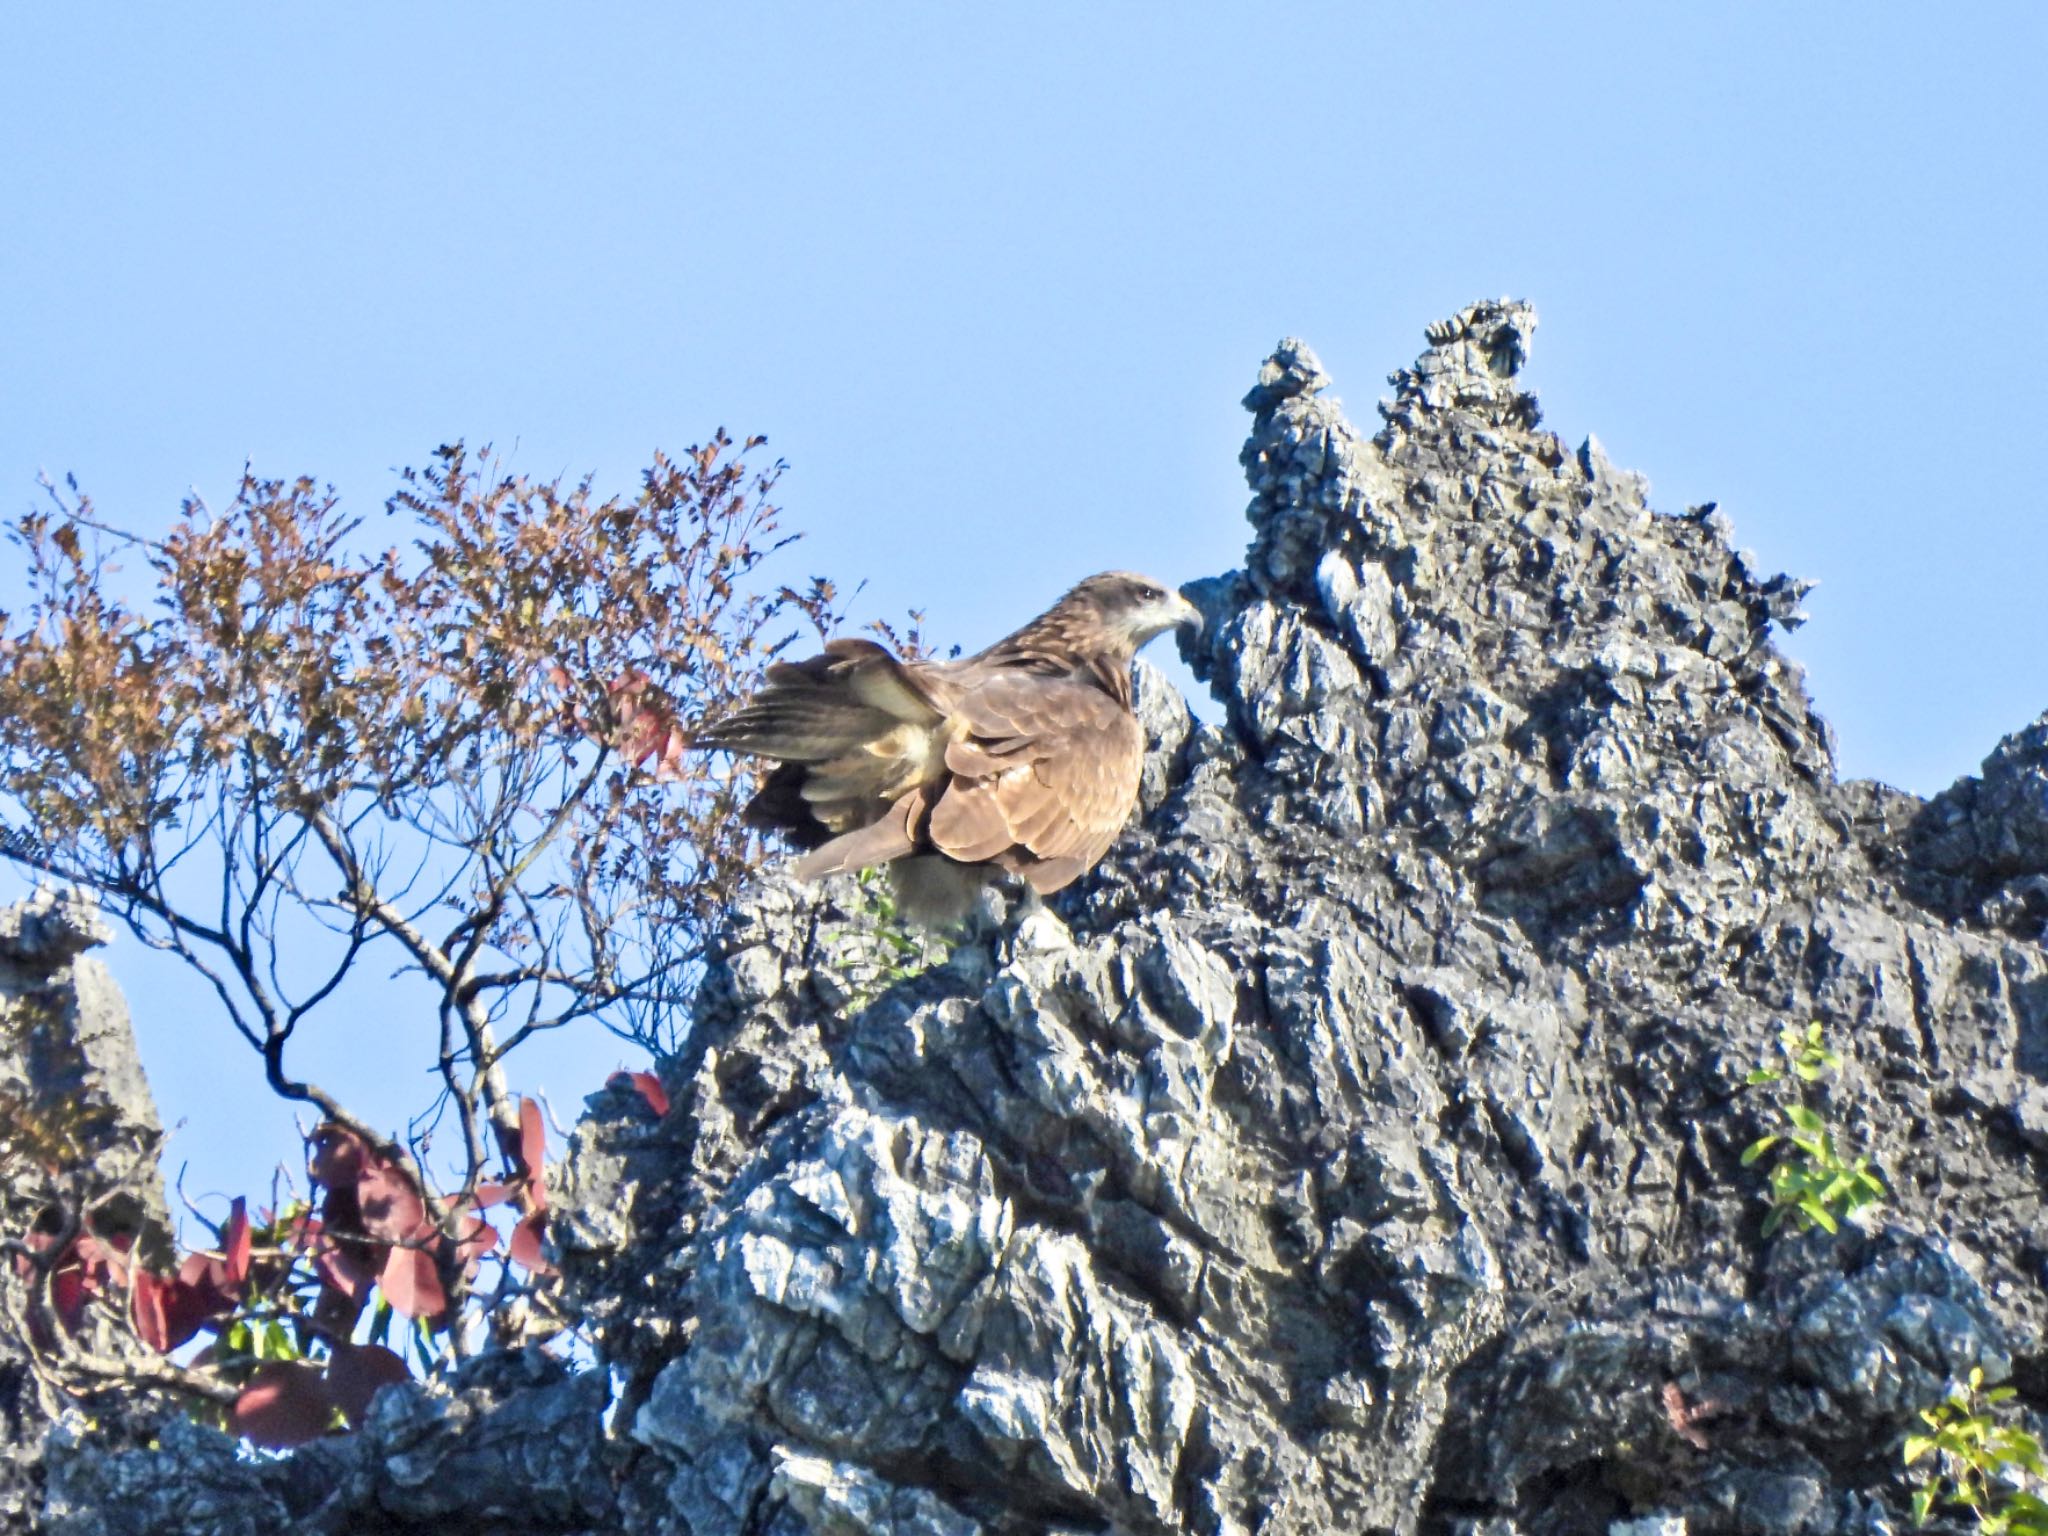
5, 5, 2045, 1220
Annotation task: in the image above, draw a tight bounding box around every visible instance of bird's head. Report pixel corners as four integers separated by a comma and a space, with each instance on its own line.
1066, 571, 1204, 656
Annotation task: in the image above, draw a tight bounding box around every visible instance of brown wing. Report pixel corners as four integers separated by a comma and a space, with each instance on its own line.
924, 670, 1143, 894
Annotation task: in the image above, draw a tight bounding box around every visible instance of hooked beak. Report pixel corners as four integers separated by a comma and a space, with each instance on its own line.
1173, 590, 1204, 637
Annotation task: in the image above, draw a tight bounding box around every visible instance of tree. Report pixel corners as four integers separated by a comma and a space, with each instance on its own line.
0, 434, 833, 1436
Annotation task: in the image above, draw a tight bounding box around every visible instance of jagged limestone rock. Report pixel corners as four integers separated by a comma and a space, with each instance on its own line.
37, 303, 2048, 1534
556, 302, 2048, 1536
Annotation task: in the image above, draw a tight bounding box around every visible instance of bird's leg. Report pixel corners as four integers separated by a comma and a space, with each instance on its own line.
991, 880, 1071, 966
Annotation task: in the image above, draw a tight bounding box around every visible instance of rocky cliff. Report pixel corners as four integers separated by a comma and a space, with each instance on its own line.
32, 303, 2048, 1535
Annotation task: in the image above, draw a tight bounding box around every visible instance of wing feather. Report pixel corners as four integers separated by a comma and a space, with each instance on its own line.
695, 640, 946, 761
925, 671, 1143, 889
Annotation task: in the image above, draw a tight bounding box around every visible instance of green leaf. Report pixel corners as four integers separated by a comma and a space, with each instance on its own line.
1741, 1135, 1778, 1166
1904, 1433, 1936, 1465
1745, 1068, 1782, 1086
1785, 1104, 1825, 1134
1800, 1197, 1838, 1233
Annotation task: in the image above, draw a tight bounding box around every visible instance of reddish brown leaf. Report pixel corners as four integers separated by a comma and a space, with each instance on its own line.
232, 1362, 335, 1448
468, 1180, 514, 1210
221, 1196, 251, 1288
324, 1342, 408, 1426
378, 1245, 446, 1321
609, 1070, 670, 1119
507, 1211, 554, 1276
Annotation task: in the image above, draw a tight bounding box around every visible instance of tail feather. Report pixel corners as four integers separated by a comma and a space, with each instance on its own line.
791, 791, 923, 881
742, 762, 830, 847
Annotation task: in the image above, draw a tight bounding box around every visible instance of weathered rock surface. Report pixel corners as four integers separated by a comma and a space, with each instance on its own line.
33, 304, 2048, 1533
0, 888, 170, 1533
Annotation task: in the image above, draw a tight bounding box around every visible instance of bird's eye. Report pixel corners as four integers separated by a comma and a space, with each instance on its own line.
1136, 584, 1162, 601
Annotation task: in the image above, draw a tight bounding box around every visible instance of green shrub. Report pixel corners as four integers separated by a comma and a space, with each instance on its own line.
1905, 1368, 2048, 1534
1739, 1022, 1885, 1236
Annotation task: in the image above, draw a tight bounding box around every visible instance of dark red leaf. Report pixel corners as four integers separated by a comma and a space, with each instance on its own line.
309, 1281, 364, 1338
607, 673, 688, 781
324, 1342, 408, 1427
517, 1097, 547, 1211
129, 1268, 174, 1352
73, 1232, 132, 1288
177, 1251, 223, 1297
379, 1245, 446, 1321
355, 1163, 429, 1245
507, 1211, 554, 1276
309, 1231, 376, 1304
221, 1197, 251, 1288
452, 1214, 499, 1272
175, 1252, 238, 1322
609, 1070, 670, 1119
49, 1263, 86, 1334
307, 1124, 368, 1188
231, 1362, 335, 1448
162, 1277, 221, 1346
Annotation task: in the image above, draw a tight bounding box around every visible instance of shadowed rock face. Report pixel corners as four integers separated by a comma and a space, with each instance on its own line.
35, 305, 2048, 1535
